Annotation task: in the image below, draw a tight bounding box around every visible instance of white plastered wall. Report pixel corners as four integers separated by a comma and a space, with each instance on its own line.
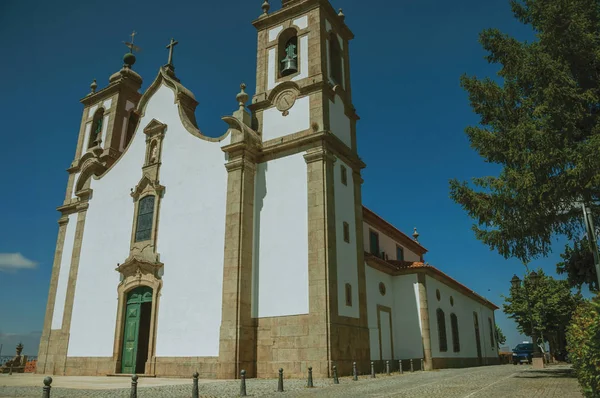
426, 275, 497, 361
68, 83, 230, 357
365, 265, 395, 360
334, 159, 359, 318
262, 96, 310, 141
253, 153, 309, 318
328, 95, 352, 147
363, 222, 421, 262
393, 274, 424, 359
51, 213, 77, 330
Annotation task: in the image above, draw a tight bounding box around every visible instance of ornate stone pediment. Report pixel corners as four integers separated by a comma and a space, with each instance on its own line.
116, 254, 164, 280
131, 175, 165, 200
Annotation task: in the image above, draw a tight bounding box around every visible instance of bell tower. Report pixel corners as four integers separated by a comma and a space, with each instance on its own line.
250, 0, 358, 150
218, 0, 370, 379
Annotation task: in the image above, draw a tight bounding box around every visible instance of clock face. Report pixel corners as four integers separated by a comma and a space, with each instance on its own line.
275, 89, 297, 113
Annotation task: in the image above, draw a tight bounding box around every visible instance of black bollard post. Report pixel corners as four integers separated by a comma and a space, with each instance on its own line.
352, 362, 358, 381
332, 365, 339, 384
399, 359, 403, 374
192, 371, 199, 398
386, 360, 390, 375
130, 374, 138, 398
307, 366, 314, 388
9, 363, 12, 375
410, 359, 414, 373
240, 369, 247, 397
370, 361, 376, 378
278, 368, 284, 392
421, 358, 425, 371
42, 376, 52, 398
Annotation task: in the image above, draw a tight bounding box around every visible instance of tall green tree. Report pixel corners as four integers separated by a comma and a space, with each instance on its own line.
557, 237, 599, 291
504, 269, 583, 354
495, 325, 507, 348
449, 0, 600, 284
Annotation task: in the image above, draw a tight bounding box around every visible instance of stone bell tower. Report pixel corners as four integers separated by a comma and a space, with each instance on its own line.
215, 0, 369, 379
37, 40, 143, 376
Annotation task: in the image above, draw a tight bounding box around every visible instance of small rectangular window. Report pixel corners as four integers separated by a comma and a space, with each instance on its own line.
343, 222, 350, 243
341, 165, 348, 186
396, 246, 404, 261
345, 283, 352, 306
369, 230, 380, 256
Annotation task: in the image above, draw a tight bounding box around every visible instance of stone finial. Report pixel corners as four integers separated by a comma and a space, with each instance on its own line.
261, 0, 270, 16
90, 79, 97, 94
43, 376, 52, 386
338, 8, 345, 22
236, 83, 249, 110
413, 227, 420, 242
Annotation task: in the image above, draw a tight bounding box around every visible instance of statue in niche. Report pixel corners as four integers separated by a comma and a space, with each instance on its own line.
149, 142, 158, 164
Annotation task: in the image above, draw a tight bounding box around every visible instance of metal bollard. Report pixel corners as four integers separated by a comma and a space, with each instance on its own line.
370, 361, 376, 378
307, 366, 314, 388
332, 365, 339, 384
130, 374, 138, 398
240, 369, 247, 397
278, 368, 284, 392
352, 361, 358, 381
421, 358, 425, 371
42, 376, 52, 398
9, 364, 12, 375
399, 359, 403, 374
192, 371, 199, 398
386, 360, 390, 375
410, 359, 414, 372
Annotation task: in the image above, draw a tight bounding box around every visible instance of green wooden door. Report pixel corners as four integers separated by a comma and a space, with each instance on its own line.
121, 287, 153, 374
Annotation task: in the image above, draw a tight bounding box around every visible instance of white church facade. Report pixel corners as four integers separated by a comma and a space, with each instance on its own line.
37, 0, 499, 379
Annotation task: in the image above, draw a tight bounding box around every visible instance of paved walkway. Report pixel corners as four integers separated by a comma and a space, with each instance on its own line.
0, 364, 583, 397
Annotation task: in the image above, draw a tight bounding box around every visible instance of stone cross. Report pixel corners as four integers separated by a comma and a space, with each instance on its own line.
166, 38, 179, 66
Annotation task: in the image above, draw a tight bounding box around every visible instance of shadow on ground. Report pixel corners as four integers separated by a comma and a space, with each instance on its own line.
514, 367, 577, 379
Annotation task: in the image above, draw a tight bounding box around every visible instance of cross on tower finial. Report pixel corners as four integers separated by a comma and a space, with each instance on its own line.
123, 30, 141, 54
166, 38, 179, 67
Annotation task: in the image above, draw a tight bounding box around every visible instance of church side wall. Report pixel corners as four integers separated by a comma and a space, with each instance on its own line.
334, 158, 359, 318
425, 275, 499, 367
392, 274, 424, 360
253, 153, 309, 318
365, 265, 395, 362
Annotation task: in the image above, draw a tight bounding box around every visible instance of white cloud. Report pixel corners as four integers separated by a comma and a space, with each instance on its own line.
0, 253, 38, 272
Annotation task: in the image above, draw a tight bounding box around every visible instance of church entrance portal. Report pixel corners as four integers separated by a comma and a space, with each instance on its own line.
121, 286, 152, 374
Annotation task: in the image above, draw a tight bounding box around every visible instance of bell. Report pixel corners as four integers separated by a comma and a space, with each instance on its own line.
281, 56, 298, 77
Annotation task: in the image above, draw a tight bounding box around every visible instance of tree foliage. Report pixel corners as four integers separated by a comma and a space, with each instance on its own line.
503, 269, 583, 343
450, 0, 600, 269
566, 296, 600, 397
495, 324, 507, 347
557, 237, 599, 291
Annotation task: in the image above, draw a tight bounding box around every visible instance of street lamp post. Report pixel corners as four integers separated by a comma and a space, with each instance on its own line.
581, 202, 600, 289
511, 272, 544, 369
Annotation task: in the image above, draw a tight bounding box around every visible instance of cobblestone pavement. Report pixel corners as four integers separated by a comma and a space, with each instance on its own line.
0, 364, 583, 398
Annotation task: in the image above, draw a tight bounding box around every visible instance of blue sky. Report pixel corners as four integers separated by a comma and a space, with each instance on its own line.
0, 0, 585, 355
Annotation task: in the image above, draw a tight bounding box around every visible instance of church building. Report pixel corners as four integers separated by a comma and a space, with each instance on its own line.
37, 0, 499, 379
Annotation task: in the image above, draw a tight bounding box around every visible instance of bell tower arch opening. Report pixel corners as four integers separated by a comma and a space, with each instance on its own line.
278, 28, 299, 78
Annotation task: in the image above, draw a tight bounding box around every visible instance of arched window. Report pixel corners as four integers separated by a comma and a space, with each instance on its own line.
488, 318, 495, 348
89, 108, 104, 149
451, 313, 460, 352
329, 32, 343, 85
436, 308, 448, 352
125, 111, 139, 148
278, 29, 298, 78
135, 195, 155, 242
